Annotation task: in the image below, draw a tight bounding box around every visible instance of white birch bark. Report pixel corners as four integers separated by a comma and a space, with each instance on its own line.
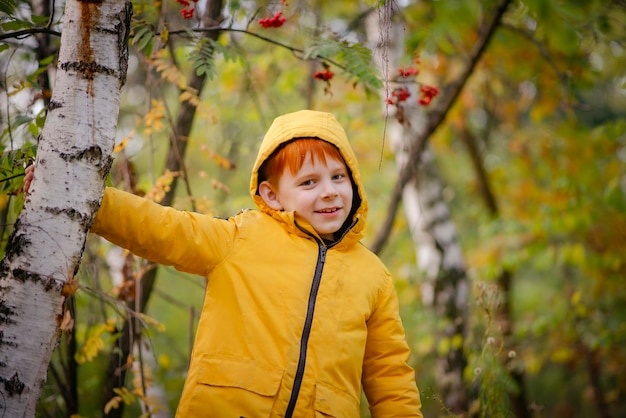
0, 1, 130, 416
366, 5, 469, 412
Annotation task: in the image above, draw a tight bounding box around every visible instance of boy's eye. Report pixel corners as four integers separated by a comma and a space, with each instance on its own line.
333, 173, 345, 180
300, 179, 315, 186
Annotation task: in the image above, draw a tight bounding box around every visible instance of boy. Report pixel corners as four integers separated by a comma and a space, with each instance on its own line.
26, 110, 422, 417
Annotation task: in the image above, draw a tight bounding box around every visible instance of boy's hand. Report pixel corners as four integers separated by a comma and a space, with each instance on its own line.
23, 164, 35, 196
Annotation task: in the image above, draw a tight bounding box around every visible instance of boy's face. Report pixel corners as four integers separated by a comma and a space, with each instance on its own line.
260, 153, 354, 240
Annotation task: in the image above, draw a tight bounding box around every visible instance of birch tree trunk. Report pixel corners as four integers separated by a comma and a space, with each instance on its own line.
366, 6, 469, 412
0, 1, 131, 416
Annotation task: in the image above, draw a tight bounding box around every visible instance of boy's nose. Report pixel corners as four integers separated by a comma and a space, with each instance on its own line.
320, 180, 339, 198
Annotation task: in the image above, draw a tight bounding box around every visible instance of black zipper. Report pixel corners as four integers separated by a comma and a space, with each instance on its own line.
285, 243, 326, 417
284, 220, 357, 416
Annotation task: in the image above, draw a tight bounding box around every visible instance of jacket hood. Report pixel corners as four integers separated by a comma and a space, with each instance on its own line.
250, 110, 368, 242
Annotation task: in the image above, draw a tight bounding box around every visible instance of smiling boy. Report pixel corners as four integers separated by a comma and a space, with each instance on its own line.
258, 138, 354, 241
24, 110, 423, 417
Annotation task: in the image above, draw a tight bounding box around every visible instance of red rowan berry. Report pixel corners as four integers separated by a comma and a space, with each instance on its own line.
259, 11, 286, 28
397, 66, 419, 77
180, 7, 194, 19
418, 85, 439, 106
314, 69, 334, 81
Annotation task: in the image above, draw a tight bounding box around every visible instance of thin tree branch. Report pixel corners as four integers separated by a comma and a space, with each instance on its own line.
0, 28, 61, 41
370, 0, 513, 254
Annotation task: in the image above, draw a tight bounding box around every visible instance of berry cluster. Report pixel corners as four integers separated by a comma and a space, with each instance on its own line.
259, 11, 286, 28
386, 87, 411, 105
386, 58, 440, 107
314, 69, 334, 81
177, 0, 198, 19
418, 85, 439, 106
397, 66, 419, 77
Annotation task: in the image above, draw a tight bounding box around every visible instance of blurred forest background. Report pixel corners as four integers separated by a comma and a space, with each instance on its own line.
1, 0, 625, 417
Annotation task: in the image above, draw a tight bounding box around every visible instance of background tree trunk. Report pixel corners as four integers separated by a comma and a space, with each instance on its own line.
366, 7, 469, 411
0, 1, 131, 416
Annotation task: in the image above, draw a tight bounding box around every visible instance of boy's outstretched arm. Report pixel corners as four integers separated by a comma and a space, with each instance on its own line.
24, 164, 235, 276
362, 275, 423, 417
91, 187, 235, 276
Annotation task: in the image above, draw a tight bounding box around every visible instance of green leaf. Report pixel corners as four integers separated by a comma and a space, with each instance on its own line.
31, 15, 50, 25
0, 0, 17, 15
335, 42, 382, 89
190, 39, 216, 79
213, 41, 241, 64
27, 122, 39, 138
131, 22, 155, 52
304, 40, 382, 90
303, 40, 341, 60
39, 55, 55, 66
1, 19, 30, 31
14, 115, 33, 127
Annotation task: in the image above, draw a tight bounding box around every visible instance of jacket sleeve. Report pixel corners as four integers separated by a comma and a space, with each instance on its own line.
90, 187, 236, 276
362, 274, 423, 417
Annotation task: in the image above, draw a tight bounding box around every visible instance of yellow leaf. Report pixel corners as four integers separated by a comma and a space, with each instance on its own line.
451, 333, 463, 350
76, 324, 107, 364
113, 387, 135, 404
114, 129, 136, 153
159, 26, 169, 43
437, 337, 450, 355
139, 312, 167, 332
104, 396, 121, 414
59, 310, 74, 332
158, 354, 171, 369
551, 347, 574, 363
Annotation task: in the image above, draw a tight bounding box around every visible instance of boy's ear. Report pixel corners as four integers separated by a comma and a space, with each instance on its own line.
258, 181, 283, 210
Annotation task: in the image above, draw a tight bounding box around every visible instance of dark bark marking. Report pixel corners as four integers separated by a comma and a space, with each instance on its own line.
86, 199, 101, 214
100, 155, 113, 178
0, 331, 17, 348
4, 222, 29, 259
116, 1, 132, 86
60, 60, 117, 79
48, 100, 63, 111
59, 145, 103, 163
2, 372, 25, 396
57, 146, 112, 177
11, 268, 39, 283
0, 300, 15, 325
44, 206, 89, 225
9, 269, 64, 293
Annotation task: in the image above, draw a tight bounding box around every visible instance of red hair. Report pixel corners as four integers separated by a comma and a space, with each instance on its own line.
261, 138, 345, 185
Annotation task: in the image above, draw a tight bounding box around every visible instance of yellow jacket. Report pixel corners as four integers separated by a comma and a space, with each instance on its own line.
92, 110, 422, 417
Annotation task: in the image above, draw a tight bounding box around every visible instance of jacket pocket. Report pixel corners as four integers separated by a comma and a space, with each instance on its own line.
182, 356, 283, 417
196, 356, 283, 396
314, 381, 360, 418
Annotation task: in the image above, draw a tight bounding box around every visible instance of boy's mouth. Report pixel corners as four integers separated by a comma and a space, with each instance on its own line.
316, 207, 341, 214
